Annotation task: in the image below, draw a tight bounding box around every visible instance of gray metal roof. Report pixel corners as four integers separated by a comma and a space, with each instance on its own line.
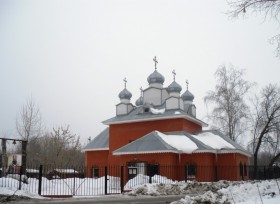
113, 131, 178, 155
82, 128, 109, 152
113, 131, 215, 155
103, 107, 208, 127
195, 130, 250, 155
113, 130, 251, 157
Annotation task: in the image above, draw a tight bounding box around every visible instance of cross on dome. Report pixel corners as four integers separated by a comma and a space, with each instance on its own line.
140, 86, 143, 96
186, 80, 189, 90
153, 56, 158, 70
172, 70, 176, 81
123, 77, 127, 88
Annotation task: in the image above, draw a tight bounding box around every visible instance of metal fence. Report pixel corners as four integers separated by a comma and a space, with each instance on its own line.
1, 164, 280, 197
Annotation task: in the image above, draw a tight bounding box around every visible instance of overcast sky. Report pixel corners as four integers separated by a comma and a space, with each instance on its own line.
0, 0, 279, 146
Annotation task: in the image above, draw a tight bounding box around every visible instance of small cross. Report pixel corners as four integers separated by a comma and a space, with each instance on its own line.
186, 80, 189, 90
172, 70, 176, 81
123, 77, 127, 88
140, 87, 143, 96
153, 56, 158, 70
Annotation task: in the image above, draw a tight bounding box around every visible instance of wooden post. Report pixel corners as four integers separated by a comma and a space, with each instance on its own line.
21, 141, 27, 174
1, 139, 7, 177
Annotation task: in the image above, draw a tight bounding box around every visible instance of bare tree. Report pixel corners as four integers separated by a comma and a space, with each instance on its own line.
16, 99, 42, 170
267, 124, 280, 166
40, 125, 83, 167
16, 99, 42, 142
228, 0, 280, 57
228, 0, 280, 18
249, 84, 280, 177
204, 65, 253, 141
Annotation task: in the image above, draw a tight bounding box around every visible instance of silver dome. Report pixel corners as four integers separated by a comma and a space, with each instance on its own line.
147, 70, 165, 84
167, 81, 182, 93
135, 96, 144, 106
181, 90, 194, 101
118, 88, 132, 99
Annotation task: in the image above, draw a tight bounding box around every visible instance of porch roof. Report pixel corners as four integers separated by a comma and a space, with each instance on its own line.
113, 131, 215, 155
113, 130, 251, 157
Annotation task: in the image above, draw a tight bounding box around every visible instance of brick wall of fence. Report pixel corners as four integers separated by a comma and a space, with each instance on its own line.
1, 165, 280, 197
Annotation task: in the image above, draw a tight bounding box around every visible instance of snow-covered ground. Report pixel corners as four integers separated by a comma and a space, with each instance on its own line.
127, 179, 280, 204
1, 174, 280, 203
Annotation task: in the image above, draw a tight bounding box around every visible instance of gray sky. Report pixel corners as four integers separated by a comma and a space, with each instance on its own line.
0, 0, 279, 146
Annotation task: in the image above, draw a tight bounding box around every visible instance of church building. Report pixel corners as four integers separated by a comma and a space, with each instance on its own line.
83, 57, 250, 182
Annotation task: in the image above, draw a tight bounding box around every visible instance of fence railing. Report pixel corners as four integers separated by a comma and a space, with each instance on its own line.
1, 164, 280, 197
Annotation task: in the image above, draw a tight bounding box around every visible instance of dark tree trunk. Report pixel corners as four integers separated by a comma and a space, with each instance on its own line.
268, 152, 280, 167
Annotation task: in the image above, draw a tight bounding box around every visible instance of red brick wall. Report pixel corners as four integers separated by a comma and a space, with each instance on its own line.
84, 116, 250, 181
217, 153, 250, 180
108, 118, 202, 156
182, 119, 202, 133
85, 150, 109, 177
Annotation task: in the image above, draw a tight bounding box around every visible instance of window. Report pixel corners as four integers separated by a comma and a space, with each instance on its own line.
239, 163, 244, 177
92, 168, 99, 178
144, 107, 150, 112
185, 163, 196, 179
244, 163, 247, 176
127, 162, 146, 180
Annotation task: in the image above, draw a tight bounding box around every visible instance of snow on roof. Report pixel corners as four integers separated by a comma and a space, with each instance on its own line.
103, 107, 208, 127
150, 107, 165, 114
54, 169, 78, 173
192, 132, 235, 150
26, 169, 39, 173
156, 131, 198, 153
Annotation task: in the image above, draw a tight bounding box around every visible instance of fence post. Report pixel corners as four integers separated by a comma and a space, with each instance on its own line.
38, 165, 43, 195
120, 166, 124, 193
105, 166, 108, 195
73, 168, 76, 196
147, 164, 152, 184
19, 166, 22, 190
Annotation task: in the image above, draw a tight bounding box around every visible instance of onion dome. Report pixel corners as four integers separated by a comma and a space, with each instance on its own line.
147, 56, 165, 85
119, 78, 132, 100
181, 80, 194, 101
118, 88, 132, 100
147, 70, 165, 84
181, 90, 194, 101
167, 81, 182, 93
135, 87, 144, 106
135, 96, 144, 106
